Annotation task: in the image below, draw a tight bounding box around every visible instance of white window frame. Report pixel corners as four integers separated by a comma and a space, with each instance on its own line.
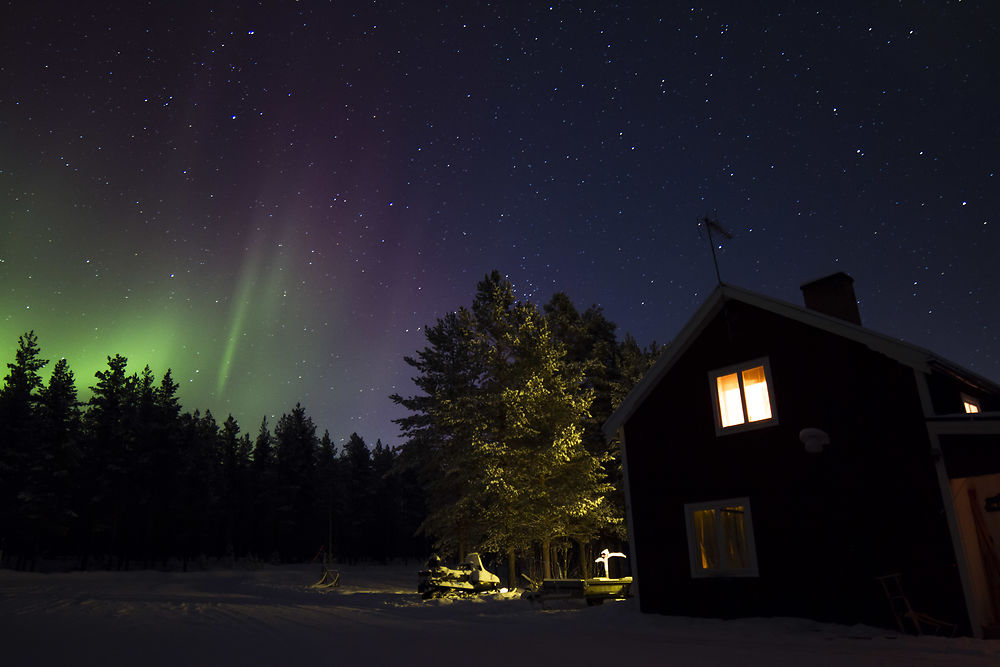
709, 357, 778, 435
684, 497, 759, 578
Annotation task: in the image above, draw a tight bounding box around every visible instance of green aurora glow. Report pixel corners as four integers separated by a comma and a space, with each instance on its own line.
3, 2, 998, 443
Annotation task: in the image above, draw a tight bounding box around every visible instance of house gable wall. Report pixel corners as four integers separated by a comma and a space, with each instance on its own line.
622, 299, 966, 630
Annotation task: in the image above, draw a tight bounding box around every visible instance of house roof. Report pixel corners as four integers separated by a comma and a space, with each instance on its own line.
603, 282, 1000, 440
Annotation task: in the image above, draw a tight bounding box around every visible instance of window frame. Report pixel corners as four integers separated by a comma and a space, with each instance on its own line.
708, 357, 778, 435
684, 496, 760, 578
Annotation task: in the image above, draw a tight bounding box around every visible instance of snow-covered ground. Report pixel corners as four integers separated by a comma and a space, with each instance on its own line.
2, 563, 997, 666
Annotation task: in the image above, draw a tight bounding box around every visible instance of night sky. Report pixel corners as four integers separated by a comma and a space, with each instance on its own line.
3, 2, 998, 445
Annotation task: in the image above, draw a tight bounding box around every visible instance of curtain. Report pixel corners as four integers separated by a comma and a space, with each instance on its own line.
720, 505, 749, 569
716, 372, 745, 427
694, 505, 749, 571
694, 509, 720, 570
741, 366, 772, 422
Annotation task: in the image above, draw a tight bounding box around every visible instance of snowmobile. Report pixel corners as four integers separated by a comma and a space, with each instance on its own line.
418, 552, 502, 599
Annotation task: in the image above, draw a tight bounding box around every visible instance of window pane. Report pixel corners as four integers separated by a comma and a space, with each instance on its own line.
716, 372, 745, 427
720, 505, 749, 569
687, 498, 758, 577
741, 366, 772, 422
693, 509, 720, 570
964, 400, 980, 414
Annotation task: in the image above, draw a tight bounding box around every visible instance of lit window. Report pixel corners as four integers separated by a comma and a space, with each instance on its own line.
710, 359, 776, 432
684, 498, 759, 577
962, 394, 981, 414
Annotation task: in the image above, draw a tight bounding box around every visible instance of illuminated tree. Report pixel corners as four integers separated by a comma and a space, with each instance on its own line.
543, 292, 617, 452
469, 277, 606, 580
392, 306, 489, 558
543, 297, 661, 568
395, 272, 618, 583
610, 332, 661, 409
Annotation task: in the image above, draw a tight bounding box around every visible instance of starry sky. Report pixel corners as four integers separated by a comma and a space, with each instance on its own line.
3, 2, 998, 445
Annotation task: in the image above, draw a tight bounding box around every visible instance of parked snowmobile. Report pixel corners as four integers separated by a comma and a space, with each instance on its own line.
418, 552, 501, 599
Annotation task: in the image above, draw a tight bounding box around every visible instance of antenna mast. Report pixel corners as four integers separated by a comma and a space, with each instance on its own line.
699, 213, 733, 286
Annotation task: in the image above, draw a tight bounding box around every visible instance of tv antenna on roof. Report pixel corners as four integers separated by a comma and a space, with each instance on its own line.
699, 213, 733, 287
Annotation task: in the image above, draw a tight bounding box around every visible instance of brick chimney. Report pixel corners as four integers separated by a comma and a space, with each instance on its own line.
799, 272, 861, 325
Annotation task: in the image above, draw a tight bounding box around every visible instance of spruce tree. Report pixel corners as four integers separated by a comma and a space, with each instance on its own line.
219, 415, 243, 558
174, 409, 223, 564
273, 404, 320, 558
249, 416, 277, 559
544, 295, 661, 562
143, 368, 183, 565
81, 354, 139, 567
0, 332, 48, 566
395, 272, 617, 583
370, 439, 397, 561
392, 306, 488, 558
20, 356, 81, 565
340, 432, 373, 562
316, 430, 339, 562
33, 357, 82, 556
469, 278, 606, 580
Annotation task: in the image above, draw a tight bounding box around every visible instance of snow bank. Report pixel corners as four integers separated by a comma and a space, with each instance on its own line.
2, 563, 997, 666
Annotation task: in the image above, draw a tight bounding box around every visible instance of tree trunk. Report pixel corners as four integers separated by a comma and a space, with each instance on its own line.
327, 504, 333, 565
542, 539, 552, 579
576, 538, 589, 578
507, 546, 516, 588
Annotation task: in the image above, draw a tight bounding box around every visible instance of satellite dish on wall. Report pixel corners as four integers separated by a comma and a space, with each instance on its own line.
799, 428, 830, 454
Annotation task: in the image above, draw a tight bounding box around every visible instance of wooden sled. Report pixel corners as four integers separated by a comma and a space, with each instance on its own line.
311, 567, 341, 589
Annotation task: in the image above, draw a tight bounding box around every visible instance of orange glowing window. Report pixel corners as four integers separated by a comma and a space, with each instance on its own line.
684, 497, 759, 578
710, 359, 776, 432
962, 394, 981, 414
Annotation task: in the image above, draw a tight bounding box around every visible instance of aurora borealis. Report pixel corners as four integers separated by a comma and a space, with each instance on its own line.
3, 2, 998, 444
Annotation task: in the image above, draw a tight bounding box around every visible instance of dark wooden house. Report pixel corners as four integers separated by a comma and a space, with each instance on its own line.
604, 273, 1000, 637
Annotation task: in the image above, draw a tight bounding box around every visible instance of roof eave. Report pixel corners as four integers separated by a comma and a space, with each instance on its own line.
602, 283, 1000, 441
603, 284, 728, 439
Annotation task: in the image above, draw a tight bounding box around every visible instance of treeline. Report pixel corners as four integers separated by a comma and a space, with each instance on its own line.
1, 272, 659, 578
0, 333, 426, 570
392, 271, 659, 584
